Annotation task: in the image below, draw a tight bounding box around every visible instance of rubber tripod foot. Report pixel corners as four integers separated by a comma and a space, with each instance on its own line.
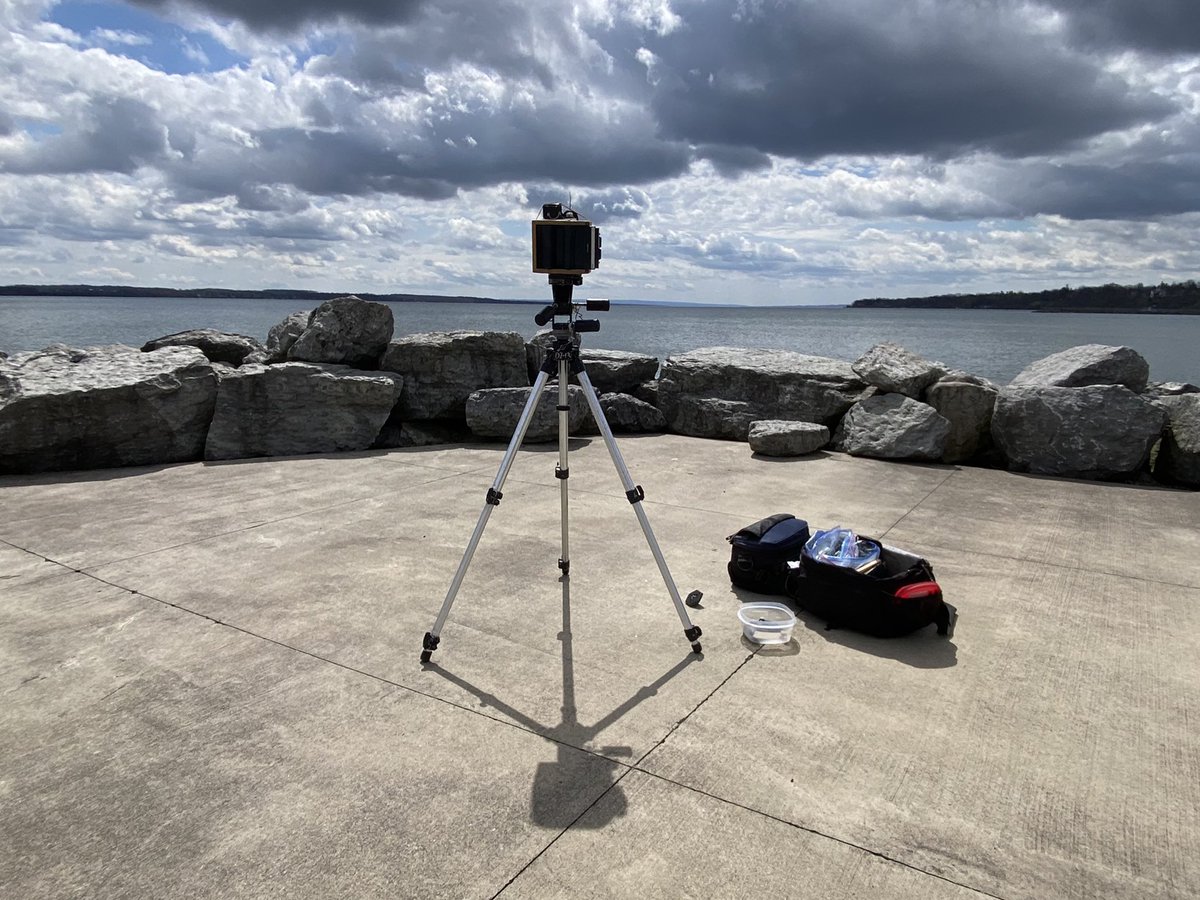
691, 642, 703, 654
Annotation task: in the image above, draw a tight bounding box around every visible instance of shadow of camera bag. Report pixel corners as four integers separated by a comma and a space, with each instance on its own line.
727, 514, 810, 595
786, 538, 951, 637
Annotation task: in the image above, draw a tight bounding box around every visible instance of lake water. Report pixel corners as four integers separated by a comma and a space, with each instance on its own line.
1, 295, 1197, 385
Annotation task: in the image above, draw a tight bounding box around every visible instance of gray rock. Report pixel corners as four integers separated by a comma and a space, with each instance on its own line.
1153, 394, 1200, 487
141, 328, 265, 366
633, 380, 659, 406
991, 384, 1167, 480
657, 347, 866, 439
0, 344, 217, 474
381, 331, 528, 420
1010, 344, 1150, 392
204, 362, 403, 461
851, 342, 945, 398
466, 385, 592, 443
288, 296, 394, 368
579, 349, 659, 394
840, 394, 950, 461
263, 311, 311, 362
748, 420, 830, 457
1144, 381, 1200, 398
599, 392, 666, 433
665, 397, 760, 440
925, 378, 999, 463
938, 369, 996, 388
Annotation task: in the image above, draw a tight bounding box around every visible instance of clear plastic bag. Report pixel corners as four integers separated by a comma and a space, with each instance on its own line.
804, 527, 880, 569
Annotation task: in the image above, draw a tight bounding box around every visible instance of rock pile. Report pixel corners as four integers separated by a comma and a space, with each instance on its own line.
1, 303, 1197, 489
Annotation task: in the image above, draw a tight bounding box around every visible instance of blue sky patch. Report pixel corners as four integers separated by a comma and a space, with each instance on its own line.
50, 0, 244, 75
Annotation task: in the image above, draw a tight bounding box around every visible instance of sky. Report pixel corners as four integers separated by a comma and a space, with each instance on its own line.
0, 0, 1198, 305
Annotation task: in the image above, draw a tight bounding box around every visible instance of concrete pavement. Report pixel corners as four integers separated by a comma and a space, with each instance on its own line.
2, 434, 1197, 899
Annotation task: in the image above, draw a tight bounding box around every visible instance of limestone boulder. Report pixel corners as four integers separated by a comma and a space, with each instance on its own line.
925, 378, 999, 463
937, 369, 996, 387
288, 296, 394, 368
599, 393, 666, 433
634, 380, 659, 406
852, 343, 945, 398
1153, 394, 1200, 487
664, 397, 760, 440
204, 362, 403, 461
579, 349, 659, 394
0, 344, 217, 474
1010, 344, 1150, 392
142, 328, 264, 366
257, 310, 311, 363
466, 385, 591, 443
748, 420, 830, 457
839, 394, 950, 461
1144, 381, 1200, 404
991, 384, 1166, 480
657, 347, 866, 439
381, 331, 528, 420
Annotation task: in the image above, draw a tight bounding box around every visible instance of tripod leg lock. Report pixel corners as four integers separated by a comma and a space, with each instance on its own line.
555, 465, 569, 480
420, 631, 440, 663
684, 625, 702, 642
486, 488, 503, 506
556, 404, 570, 411
625, 485, 645, 504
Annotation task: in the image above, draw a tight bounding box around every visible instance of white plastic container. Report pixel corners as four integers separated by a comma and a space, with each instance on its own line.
737, 602, 797, 645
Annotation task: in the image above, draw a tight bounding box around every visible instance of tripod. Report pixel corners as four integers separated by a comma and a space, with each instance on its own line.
420, 281, 703, 663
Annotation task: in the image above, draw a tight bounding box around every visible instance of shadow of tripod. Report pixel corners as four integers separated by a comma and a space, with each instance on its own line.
427, 572, 700, 829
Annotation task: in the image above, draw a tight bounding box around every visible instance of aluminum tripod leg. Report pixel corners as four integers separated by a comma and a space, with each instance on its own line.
421, 369, 552, 663
576, 369, 703, 654
557, 354, 571, 575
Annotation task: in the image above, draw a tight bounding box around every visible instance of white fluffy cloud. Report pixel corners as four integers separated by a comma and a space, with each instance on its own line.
0, 0, 1197, 303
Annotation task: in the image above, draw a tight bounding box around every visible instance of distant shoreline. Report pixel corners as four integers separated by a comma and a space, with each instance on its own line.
0, 283, 537, 305
851, 281, 1200, 314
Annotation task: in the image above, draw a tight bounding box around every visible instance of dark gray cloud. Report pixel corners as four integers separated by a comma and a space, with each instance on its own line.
991, 158, 1200, 220
0, 97, 172, 175
305, 2, 563, 89
634, 1, 1176, 161
128, 0, 425, 30
169, 94, 692, 203
235, 183, 311, 213
1047, 0, 1200, 54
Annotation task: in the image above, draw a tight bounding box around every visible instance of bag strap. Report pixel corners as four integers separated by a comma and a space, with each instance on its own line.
727, 513, 795, 543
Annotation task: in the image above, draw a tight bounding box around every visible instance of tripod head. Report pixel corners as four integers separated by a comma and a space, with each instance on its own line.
535, 274, 609, 334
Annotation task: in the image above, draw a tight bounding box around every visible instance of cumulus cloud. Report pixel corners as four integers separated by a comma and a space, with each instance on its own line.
0, 0, 1198, 302
1047, 0, 1200, 55
127, 0, 426, 30
0, 96, 174, 175
635, 1, 1175, 160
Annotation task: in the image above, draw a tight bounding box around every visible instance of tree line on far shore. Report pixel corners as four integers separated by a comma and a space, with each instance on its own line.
0, 284, 518, 305
851, 281, 1200, 313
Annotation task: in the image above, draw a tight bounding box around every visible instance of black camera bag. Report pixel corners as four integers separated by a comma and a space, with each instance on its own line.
727, 514, 810, 595
786, 539, 952, 637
